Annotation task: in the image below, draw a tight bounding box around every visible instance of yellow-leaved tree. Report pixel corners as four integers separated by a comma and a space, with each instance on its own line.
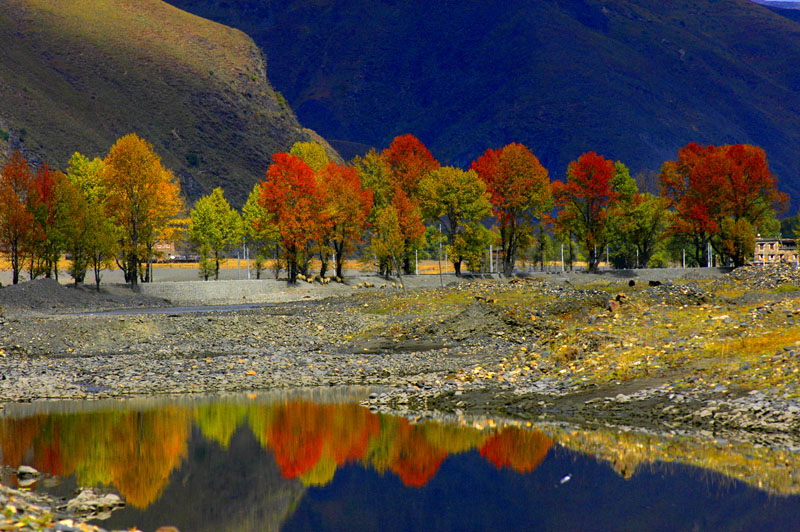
102, 133, 183, 290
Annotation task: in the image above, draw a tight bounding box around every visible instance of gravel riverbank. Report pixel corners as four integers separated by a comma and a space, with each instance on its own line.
1, 266, 799, 445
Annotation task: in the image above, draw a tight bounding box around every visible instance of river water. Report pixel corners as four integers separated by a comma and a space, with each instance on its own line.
1, 389, 798, 531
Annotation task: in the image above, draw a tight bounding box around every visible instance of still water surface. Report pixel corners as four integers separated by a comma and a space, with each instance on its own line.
1, 389, 799, 532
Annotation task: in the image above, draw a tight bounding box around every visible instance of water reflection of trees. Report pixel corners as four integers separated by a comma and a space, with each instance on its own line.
0, 401, 554, 508
555, 428, 800, 495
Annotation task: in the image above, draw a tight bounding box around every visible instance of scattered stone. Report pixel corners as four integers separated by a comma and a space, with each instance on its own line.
63, 488, 124, 519
17, 464, 40, 478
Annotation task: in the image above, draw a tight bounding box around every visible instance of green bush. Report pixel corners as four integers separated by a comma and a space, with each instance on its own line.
0, 129, 9, 142
186, 152, 200, 166
774, 284, 800, 293
275, 91, 288, 110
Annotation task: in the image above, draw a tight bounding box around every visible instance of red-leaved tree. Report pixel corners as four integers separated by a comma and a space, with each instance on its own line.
382, 134, 439, 274
470, 143, 551, 276
660, 142, 787, 267
552, 152, 616, 273
317, 162, 373, 279
26, 164, 62, 279
259, 153, 324, 283
382, 134, 440, 198
0, 152, 34, 284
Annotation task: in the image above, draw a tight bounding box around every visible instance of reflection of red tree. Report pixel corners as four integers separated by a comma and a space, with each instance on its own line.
266, 402, 380, 480
34, 424, 65, 477
389, 422, 447, 488
269, 403, 326, 479
0, 416, 44, 468
479, 427, 552, 473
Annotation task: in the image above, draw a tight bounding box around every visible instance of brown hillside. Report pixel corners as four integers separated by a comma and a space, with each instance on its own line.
0, 0, 338, 206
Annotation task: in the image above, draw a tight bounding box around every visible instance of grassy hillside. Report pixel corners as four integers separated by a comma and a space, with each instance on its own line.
0, 0, 337, 206
165, 0, 800, 210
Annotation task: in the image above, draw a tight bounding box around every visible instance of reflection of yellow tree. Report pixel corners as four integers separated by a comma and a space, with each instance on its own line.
194, 403, 249, 449
57, 412, 126, 487
108, 408, 191, 508
0, 408, 191, 508
479, 426, 553, 473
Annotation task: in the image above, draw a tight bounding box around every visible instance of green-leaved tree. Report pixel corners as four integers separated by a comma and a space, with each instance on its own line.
189, 187, 242, 280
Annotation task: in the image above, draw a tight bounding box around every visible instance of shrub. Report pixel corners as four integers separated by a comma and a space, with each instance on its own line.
774, 284, 800, 293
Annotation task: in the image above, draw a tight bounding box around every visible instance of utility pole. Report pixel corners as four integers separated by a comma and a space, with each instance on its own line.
246, 243, 251, 280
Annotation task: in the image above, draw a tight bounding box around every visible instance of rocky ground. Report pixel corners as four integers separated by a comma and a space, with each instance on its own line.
1, 265, 800, 528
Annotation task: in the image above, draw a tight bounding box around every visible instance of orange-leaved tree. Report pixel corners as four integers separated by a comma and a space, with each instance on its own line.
318, 162, 373, 279
382, 134, 440, 199
102, 134, 182, 290
259, 152, 324, 283
552, 152, 616, 273
383, 134, 439, 274
0, 152, 34, 284
471, 143, 551, 277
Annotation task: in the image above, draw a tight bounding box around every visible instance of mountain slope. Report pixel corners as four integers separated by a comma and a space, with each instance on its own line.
164, 0, 800, 209
0, 0, 336, 206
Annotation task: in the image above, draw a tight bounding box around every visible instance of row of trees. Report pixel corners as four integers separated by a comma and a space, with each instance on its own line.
0, 133, 182, 288
213, 136, 785, 283
0, 132, 790, 288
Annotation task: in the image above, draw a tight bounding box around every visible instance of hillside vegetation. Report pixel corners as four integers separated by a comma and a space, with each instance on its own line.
166, 0, 800, 209
0, 0, 336, 206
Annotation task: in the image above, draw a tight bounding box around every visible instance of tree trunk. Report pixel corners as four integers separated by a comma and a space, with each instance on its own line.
503, 255, 514, 277
334, 241, 344, 279
93, 253, 102, 291
453, 260, 462, 277
319, 251, 328, 279
129, 251, 139, 291
11, 239, 19, 284
587, 245, 599, 273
